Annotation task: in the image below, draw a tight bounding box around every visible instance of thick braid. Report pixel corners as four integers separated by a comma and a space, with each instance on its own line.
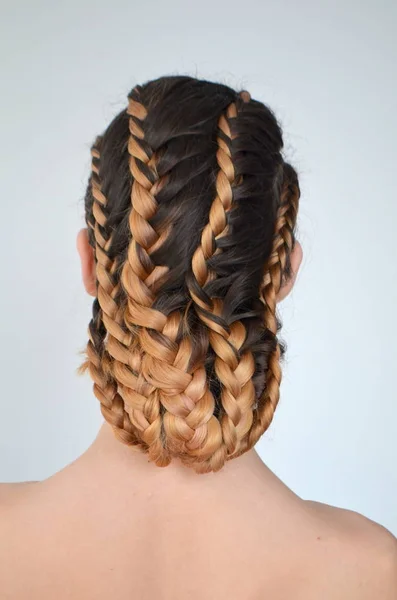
113, 91, 172, 466
141, 311, 226, 473
117, 90, 226, 472
187, 94, 257, 458
245, 164, 300, 450
80, 138, 147, 450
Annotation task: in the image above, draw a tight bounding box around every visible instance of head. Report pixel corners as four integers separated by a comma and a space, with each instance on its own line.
77, 75, 302, 474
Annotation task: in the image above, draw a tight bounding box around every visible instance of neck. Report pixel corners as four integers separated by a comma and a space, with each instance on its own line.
79, 421, 275, 491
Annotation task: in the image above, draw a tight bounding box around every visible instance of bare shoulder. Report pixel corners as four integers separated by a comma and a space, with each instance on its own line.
305, 499, 397, 599
0, 481, 40, 536
305, 499, 397, 548
0, 481, 40, 534
0, 481, 39, 506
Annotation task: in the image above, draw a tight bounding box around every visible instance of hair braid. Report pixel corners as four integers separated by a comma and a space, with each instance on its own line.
245, 164, 300, 451
189, 102, 239, 309
114, 89, 229, 472
80, 138, 147, 450
108, 89, 171, 466
187, 94, 257, 459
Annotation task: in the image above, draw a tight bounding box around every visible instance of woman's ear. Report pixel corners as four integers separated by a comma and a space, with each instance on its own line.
276, 240, 303, 303
76, 228, 96, 296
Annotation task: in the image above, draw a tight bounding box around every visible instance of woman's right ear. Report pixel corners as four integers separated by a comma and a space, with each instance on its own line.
76, 228, 97, 296
276, 240, 303, 303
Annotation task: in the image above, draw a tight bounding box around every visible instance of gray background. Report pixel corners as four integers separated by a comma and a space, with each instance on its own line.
0, 1, 396, 533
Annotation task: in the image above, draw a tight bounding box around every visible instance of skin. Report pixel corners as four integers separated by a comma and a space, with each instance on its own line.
0, 231, 395, 599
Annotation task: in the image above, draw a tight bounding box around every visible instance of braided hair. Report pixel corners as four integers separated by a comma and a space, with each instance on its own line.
79, 75, 300, 474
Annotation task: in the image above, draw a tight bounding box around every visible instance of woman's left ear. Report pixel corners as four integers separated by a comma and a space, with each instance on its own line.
76, 228, 96, 296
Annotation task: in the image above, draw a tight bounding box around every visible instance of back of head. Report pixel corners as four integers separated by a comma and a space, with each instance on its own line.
80, 74, 300, 474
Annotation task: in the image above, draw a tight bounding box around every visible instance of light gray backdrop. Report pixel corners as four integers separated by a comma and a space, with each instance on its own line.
0, 0, 396, 533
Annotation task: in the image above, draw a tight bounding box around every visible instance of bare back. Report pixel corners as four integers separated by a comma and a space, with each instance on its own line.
1, 445, 396, 600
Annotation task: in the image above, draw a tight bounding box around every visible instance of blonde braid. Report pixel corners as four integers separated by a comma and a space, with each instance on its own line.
245, 166, 300, 451
80, 138, 147, 450
188, 94, 257, 458
115, 91, 227, 472
106, 92, 170, 466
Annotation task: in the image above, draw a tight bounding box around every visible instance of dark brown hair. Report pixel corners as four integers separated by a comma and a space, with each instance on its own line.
80, 75, 300, 474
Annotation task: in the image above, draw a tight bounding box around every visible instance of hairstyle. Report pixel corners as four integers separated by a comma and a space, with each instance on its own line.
79, 75, 300, 474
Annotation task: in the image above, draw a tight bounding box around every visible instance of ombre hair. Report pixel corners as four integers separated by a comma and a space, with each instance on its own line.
79, 75, 300, 474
